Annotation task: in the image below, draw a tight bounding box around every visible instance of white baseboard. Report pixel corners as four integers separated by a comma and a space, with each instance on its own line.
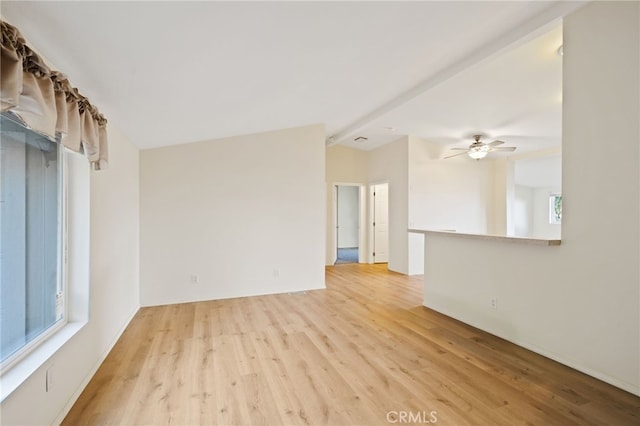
52, 306, 140, 425
424, 301, 640, 397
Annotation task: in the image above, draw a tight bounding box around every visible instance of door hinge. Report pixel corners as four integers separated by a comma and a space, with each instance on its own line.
373, 221, 375, 227
373, 252, 376, 257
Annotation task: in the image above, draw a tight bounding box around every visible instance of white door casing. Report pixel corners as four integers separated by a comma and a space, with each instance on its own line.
331, 183, 366, 264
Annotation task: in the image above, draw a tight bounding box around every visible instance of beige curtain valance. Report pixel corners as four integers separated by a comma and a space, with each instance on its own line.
1, 20, 108, 169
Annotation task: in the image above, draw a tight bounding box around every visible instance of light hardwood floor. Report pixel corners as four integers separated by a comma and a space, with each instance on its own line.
64, 264, 639, 425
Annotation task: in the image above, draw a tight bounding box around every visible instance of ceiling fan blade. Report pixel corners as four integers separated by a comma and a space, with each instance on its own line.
491, 146, 516, 152
444, 151, 469, 159
488, 140, 505, 147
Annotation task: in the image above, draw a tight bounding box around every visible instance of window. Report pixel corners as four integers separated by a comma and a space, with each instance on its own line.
549, 194, 562, 224
0, 114, 66, 370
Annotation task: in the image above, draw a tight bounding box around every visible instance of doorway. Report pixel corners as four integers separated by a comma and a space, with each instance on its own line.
370, 183, 389, 264
335, 185, 361, 264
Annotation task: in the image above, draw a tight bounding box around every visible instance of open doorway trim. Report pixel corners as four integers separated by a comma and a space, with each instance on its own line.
331, 182, 366, 264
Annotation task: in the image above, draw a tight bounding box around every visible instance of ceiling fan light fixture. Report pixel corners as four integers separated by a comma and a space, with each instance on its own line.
467, 149, 488, 160
467, 144, 489, 159
444, 134, 515, 160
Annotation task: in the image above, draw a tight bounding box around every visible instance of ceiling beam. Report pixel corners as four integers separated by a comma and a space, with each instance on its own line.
326, 0, 587, 147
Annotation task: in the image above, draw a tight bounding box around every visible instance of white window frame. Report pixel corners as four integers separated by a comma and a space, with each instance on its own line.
0, 137, 90, 402
0, 141, 68, 374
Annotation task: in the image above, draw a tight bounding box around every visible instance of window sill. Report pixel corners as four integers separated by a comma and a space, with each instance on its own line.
0, 320, 86, 402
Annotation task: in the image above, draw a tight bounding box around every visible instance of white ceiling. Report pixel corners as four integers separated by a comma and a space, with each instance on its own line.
343, 24, 564, 154
1, 1, 579, 151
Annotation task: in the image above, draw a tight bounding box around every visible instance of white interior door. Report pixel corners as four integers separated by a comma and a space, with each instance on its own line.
372, 183, 389, 263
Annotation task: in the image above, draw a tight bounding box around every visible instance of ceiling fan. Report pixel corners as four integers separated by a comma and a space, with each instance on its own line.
444, 135, 516, 160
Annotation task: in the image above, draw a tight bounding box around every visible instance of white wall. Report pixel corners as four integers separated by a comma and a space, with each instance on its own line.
140, 124, 325, 306
325, 145, 368, 265
337, 185, 359, 248
408, 136, 495, 234
408, 136, 497, 274
368, 137, 410, 274
326, 139, 426, 273
423, 1, 640, 395
512, 153, 562, 239
514, 184, 563, 241
514, 185, 534, 237
326, 141, 413, 271
492, 158, 513, 236
0, 124, 141, 424
532, 187, 561, 239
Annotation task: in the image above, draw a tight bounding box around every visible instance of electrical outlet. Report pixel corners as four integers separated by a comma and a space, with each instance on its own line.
273, 269, 279, 278
190, 274, 199, 284
490, 297, 498, 310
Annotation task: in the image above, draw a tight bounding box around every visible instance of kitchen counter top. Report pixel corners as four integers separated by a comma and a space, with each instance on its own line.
408, 229, 561, 246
